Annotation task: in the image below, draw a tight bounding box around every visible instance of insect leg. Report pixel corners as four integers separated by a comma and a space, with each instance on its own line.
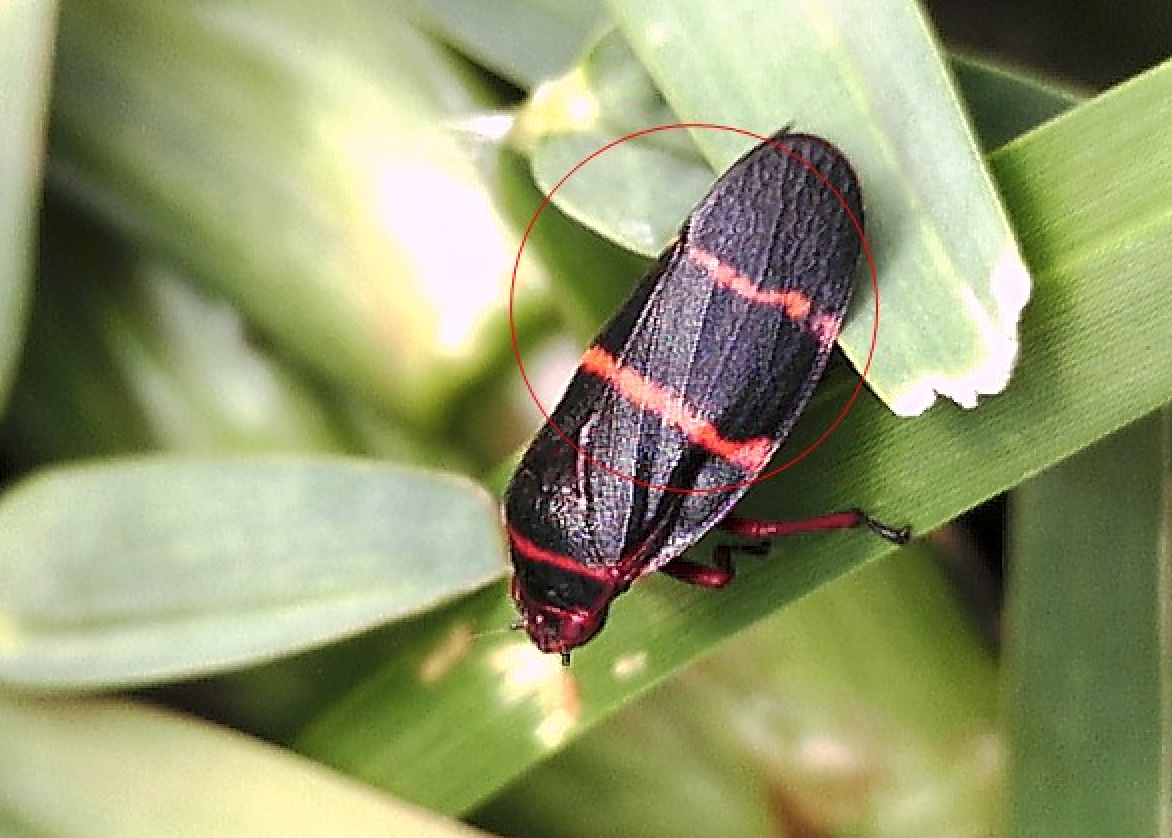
718, 508, 910, 544
658, 542, 768, 588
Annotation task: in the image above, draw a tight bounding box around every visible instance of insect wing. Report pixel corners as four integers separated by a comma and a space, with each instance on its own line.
507, 133, 864, 581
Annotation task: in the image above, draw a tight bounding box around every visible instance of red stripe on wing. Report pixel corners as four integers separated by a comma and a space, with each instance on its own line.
579, 346, 774, 473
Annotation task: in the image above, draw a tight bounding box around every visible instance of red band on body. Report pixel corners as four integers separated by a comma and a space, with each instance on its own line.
580, 346, 774, 473
507, 524, 612, 581
685, 244, 841, 349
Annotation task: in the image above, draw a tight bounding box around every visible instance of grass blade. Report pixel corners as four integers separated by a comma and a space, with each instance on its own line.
1005, 412, 1170, 837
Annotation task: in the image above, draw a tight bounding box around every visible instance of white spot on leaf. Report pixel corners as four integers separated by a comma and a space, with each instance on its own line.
489, 642, 580, 748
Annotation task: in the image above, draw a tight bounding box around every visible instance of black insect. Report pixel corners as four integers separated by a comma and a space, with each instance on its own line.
503, 130, 908, 663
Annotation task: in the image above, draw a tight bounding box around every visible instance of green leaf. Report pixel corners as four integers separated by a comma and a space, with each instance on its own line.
295, 58, 1172, 816
520, 41, 1077, 337
521, 31, 736, 259
522, 3, 1031, 416
2, 203, 375, 467
400, 0, 606, 89
491, 142, 649, 359
0, 0, 55, 411
950, 54, 1082, 150
1005, 412, 1170, 838
0, 694, 495, 837
479, 544, 999, 837
50, 0, 525, 426
0, 459, 502, 690
993, 63, 1172, 274
519, 34, 710, 287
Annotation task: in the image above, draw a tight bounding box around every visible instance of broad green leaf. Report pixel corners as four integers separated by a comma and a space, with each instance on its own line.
0, 0, 55, 411
50, 0, 528, 426
399, 0, 606, 89
295, 59, 1172, 815
0, 694, 495, 837
0, 459, 502, 690
1005, 412, 1169, 838
523, 3, 1030, 416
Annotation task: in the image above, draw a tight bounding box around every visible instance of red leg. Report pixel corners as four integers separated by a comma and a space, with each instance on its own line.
662, 510, 908, 590
659, 546, 736, 588
659, 542, 769, 588
718, 508, 910, 544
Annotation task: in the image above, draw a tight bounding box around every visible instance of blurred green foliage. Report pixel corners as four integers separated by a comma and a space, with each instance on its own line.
0, 1, 1168, 837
